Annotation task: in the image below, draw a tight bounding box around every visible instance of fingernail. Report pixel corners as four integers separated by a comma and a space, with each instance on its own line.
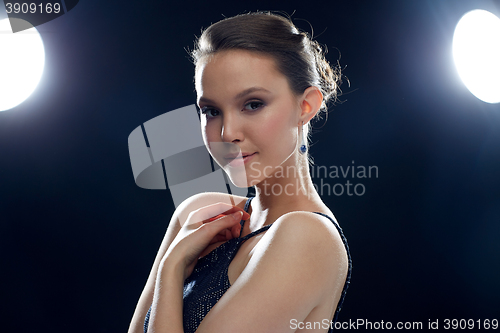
231, 211, 243, 220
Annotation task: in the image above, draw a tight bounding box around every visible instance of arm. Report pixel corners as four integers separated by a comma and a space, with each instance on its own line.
127, 198, 184, 333
151, 211, 348, 333
148, 203, 248, 332
127, 193, 248, 333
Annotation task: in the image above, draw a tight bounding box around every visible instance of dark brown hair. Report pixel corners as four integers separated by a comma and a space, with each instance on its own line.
191, 11, 342, 119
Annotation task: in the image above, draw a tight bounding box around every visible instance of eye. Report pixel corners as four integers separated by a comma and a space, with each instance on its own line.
242, 101, 264, 111
200, 107, 220, 118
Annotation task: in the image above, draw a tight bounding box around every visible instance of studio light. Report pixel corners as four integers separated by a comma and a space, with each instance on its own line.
0, 18, 45, 112
453, 10, 500, 104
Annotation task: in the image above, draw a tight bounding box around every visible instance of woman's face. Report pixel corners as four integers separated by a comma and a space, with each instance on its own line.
196, 49, 301, 187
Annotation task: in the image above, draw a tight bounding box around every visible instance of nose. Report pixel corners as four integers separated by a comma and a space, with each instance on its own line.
221, 112, 243, 143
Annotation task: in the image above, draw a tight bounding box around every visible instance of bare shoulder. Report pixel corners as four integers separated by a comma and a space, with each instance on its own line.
172, 192, 249, 227
273, 211, 345, 250
256, 211, 348, 284
214, 210, 349, 323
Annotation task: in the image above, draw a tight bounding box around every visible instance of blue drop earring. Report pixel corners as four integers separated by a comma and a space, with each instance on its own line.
299, 121, 307, 154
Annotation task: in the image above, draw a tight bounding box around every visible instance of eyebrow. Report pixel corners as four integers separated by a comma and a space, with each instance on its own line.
198, 86, 271, 106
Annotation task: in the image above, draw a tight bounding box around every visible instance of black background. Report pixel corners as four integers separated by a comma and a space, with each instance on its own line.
1, 0, 499, 331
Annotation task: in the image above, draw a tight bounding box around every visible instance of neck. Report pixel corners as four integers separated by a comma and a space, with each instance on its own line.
251, 151, 322, 224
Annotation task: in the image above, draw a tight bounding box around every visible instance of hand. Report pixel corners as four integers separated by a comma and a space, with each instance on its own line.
161, 202, 251, 280
207, 214, 241, 244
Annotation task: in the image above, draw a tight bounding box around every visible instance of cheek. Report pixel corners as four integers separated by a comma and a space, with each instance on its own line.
201, 119, 208, 145
258, 111, 296, 147
201, 121, 212, 149
201, 120, 221, 151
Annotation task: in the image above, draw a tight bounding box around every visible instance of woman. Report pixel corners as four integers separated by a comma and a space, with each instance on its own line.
129, 11, 352, 333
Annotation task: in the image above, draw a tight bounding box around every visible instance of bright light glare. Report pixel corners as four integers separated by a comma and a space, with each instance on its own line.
453, 10, 500, 104
0, 18, 45, 112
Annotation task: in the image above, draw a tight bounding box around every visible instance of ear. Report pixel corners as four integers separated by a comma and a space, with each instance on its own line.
298, 86, 323, 125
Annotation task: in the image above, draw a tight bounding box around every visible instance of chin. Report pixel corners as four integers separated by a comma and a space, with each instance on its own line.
224, 167, 264, 188
225, 168, 251, 188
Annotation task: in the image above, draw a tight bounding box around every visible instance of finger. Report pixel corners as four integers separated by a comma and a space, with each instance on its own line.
212, 215, 241, 239
215, 227, 233, 240
209, 234, 227, 244
214, 223, 240, 242
199, 211, 243, 240
189, 203, 250, 225
231, 223, 241, 238
208, 214, 227, 222
207, 217, 242, 245
204, 209, 249, 223
214, 215, 242, 239
205, 210, 244, 243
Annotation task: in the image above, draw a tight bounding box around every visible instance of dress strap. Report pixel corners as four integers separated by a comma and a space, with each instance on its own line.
240, 223, 273, 241
243, 196, 253, 212
238, 197, 274, 241
239, 197, 254, 237
312, 212, 352, 326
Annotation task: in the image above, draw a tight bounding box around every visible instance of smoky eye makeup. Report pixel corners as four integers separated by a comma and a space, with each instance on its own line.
242, 100, 265, 111
198, 96, 267, 119
200, 106, 220, 118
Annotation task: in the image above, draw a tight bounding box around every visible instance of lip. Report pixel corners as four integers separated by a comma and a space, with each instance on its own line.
224, 152, 254, 159
226, 152, 256, 167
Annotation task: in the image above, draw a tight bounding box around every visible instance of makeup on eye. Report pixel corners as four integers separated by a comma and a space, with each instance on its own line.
200, 100, 265, 118
242, 100, 265, 111
200, 106, 219, 118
